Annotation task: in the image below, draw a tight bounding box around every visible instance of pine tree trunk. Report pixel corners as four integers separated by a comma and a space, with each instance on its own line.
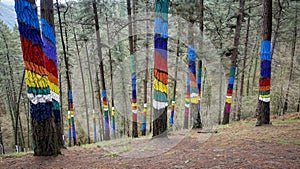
222, 0, 244, 124
0, 127, 5, 154
56, 0, 73, 146
72, 18, 90, 144
16, 0, 61, 156
127, 0, 138, 138
142, 1, 150, 136
256, 0, 272, 126
283, 5, 297, 114
93, 0, 110, 140
237, 7, 251, 121
153, 0, 168, 137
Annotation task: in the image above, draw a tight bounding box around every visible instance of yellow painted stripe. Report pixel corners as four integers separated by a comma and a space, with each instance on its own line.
111, 110, 115, 116
154, 78, 168, 94
190, 97, 199, 104
132, 102, 137, 107
226, 98, 232, 103
259, 94, 270, 98
25, 70, 49, 88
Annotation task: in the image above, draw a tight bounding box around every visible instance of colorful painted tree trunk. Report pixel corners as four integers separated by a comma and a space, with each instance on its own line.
223, 66, 236, 124
127, 0, 138, 138
40, 0, 63, 147
92, 0, 110, 140
256, 0, 272, 126
15, 0, 60, 155
188, 45, 199, 128
69, 90, 76, 145
195, 60, 202, 128
153, 0, 168, 137
170, 37, 179, 127
184, 73, 190, 129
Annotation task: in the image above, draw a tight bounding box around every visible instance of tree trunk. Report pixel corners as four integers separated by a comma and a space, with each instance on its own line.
56, 0, 74, 146
237, 7, 251, 121
15, 0, 61, 156
222, 0, 244, 124
184, 72, 190, 129
153, 0, 168, 137
142, 1, 150, 136
71, 16, 90, 144
256, 0, 272, 126
41, 0, 64, 148
127, 0, 138, 138
0, 127, 5, 154
93, 0, 110, 140
283, 5, 297, 114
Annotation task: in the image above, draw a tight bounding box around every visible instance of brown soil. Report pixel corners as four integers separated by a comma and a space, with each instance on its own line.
1, 113, 299, 169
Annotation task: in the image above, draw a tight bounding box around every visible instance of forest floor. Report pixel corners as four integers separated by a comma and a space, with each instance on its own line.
1, 112, 299, 169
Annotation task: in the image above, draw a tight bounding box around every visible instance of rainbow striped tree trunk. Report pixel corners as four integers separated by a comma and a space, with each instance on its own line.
40, 0, 63, 147
188, 45, 199, 128
69, 90, 76, 145
184, 73, 190, 129
153, 0, 168, 137
15, 0, 60, 156
195, 60, 202, 128
222, 66, 236, 124
127, 0, 138, 138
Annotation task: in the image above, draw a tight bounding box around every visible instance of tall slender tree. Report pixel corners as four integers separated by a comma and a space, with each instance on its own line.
222, 0, 245, 124
93, 0, 110, 140
153, 0, 168, 137
56, 0, 75, 146
141, 1, 150, 136
256, 0, 272, 126
283, 5, 297, 114
127, 0, 138, 138
15, 0, 60, 156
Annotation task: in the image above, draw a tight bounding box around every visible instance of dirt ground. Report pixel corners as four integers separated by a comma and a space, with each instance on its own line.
1, 113, 299, 169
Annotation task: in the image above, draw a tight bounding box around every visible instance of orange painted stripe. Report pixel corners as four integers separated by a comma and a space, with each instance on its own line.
259, 85, 270, 92
154, 69, 168, 85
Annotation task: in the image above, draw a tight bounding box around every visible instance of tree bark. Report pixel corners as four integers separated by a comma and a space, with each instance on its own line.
93, 0, 110, 140
256, 0, 272, 126
127, 0, 138, 138
237, 7, 251, 121
283, 5, 297, 114
153, 0, 168, 137
222, 0, 244, 124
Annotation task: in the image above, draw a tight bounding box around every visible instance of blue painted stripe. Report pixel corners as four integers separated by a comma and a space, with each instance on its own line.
18, 21, 43, 46
42, 36, 57, 66
228, 76, 235, 85
15, 0, 40, 30
154, 17, 168, 38
30, 102, 52, 122
188, 45, 195, 61
102, 90, 107, 97
41, 18, 56, 45
260, 60, 271, 78
104, 116, 109, 131
72, 123, 76, 139
188, 61, 196, 75
69, 90, 73, 99
260, 40, 271, 61
154, 35, 167, 59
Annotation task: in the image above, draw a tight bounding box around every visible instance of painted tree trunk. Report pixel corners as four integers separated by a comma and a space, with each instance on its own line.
15, 0, 60, 156
106, 17, 115, 138
153, 0, 168, 137
93, 0, 110, 140
184, 73, 190, 129
127, 0, 138, 138
256, 0, 272, 126
56, 0, 73, 146
195, 60, 202, 128
170, 38, 179, 127
142, 2, 150, 136
222, 0, 244, 125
